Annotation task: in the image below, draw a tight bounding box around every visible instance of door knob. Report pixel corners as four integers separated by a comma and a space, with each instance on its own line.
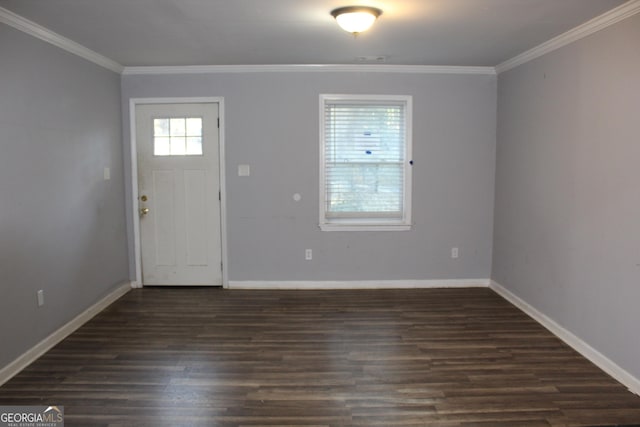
140, 207, 150, 216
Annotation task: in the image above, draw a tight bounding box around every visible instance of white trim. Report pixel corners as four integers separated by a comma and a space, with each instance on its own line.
490, 280, 640, 396
319, 224, 412, 232
128, 97, 229, 288
228, 279, 490, 290
0, 6, 123, 74
217, 101, 229, 289
122, 64, 497, 76
496, 0, 640, 74
129, 99, 143, 288
0, 281, 132, 387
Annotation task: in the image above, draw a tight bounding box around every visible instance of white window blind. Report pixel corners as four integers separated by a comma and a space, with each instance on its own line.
320, 95, 412, 231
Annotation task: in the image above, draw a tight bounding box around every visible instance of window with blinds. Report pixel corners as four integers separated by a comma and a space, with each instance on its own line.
320, 95, 412, 231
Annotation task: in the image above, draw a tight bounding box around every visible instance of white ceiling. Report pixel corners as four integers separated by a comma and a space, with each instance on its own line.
0, 0, 627, 67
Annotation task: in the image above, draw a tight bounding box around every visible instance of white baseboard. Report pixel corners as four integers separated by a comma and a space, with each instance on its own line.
490, 280, 640, 396
0, 281, 133, 386
228, 279, 491, 290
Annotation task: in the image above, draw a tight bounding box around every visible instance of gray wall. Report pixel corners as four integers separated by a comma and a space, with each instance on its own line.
0, 24, 129, 368
122, 71, 497, 281
493, 14, 640, 379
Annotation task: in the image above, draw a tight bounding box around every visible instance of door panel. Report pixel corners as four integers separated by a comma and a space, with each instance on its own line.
184, 169, 207, 266
136, 103, 222, 286
152, 170, 176, 267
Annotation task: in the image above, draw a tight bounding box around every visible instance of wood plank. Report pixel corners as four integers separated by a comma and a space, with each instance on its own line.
1, 287, 639, 426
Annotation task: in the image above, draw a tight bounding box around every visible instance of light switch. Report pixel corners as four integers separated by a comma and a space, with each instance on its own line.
103, 167, 111, 180
238, 164, 250, 176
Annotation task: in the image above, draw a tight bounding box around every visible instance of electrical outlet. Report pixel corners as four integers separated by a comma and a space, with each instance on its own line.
305, 249, 313, 260
37, 290, 45, 307
451, 247, 459, 259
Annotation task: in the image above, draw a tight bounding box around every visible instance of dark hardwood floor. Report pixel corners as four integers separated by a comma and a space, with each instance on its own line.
1, 287, 640, 426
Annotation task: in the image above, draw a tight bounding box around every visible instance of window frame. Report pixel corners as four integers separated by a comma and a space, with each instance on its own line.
319, 94, 413, 232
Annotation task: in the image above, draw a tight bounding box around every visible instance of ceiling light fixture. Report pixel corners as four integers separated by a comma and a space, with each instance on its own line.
330, 6, 382, 35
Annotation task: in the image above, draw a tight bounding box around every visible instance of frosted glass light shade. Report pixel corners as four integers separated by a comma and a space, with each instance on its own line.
331, 6, 382, 34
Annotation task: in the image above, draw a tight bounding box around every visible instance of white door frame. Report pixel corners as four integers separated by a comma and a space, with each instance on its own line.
129, 97, 228, 288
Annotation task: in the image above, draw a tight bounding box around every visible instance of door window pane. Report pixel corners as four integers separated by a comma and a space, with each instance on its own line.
154, 137, 171, 156
186, 137, 203, 155
170, 137, 187, 155
170, 118, 186, 136
154, 118, 169, 137
186, 118, 202, 136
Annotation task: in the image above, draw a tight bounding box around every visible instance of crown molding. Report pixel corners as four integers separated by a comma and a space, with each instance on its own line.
122, 64, 496, 76
496, 0, 640, 74
0, 6, 124, 74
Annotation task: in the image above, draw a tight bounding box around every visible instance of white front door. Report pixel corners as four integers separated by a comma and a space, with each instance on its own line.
136, 103, 222, 286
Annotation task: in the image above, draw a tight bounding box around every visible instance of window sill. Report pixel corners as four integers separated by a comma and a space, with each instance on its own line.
320, 222, 412, 232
